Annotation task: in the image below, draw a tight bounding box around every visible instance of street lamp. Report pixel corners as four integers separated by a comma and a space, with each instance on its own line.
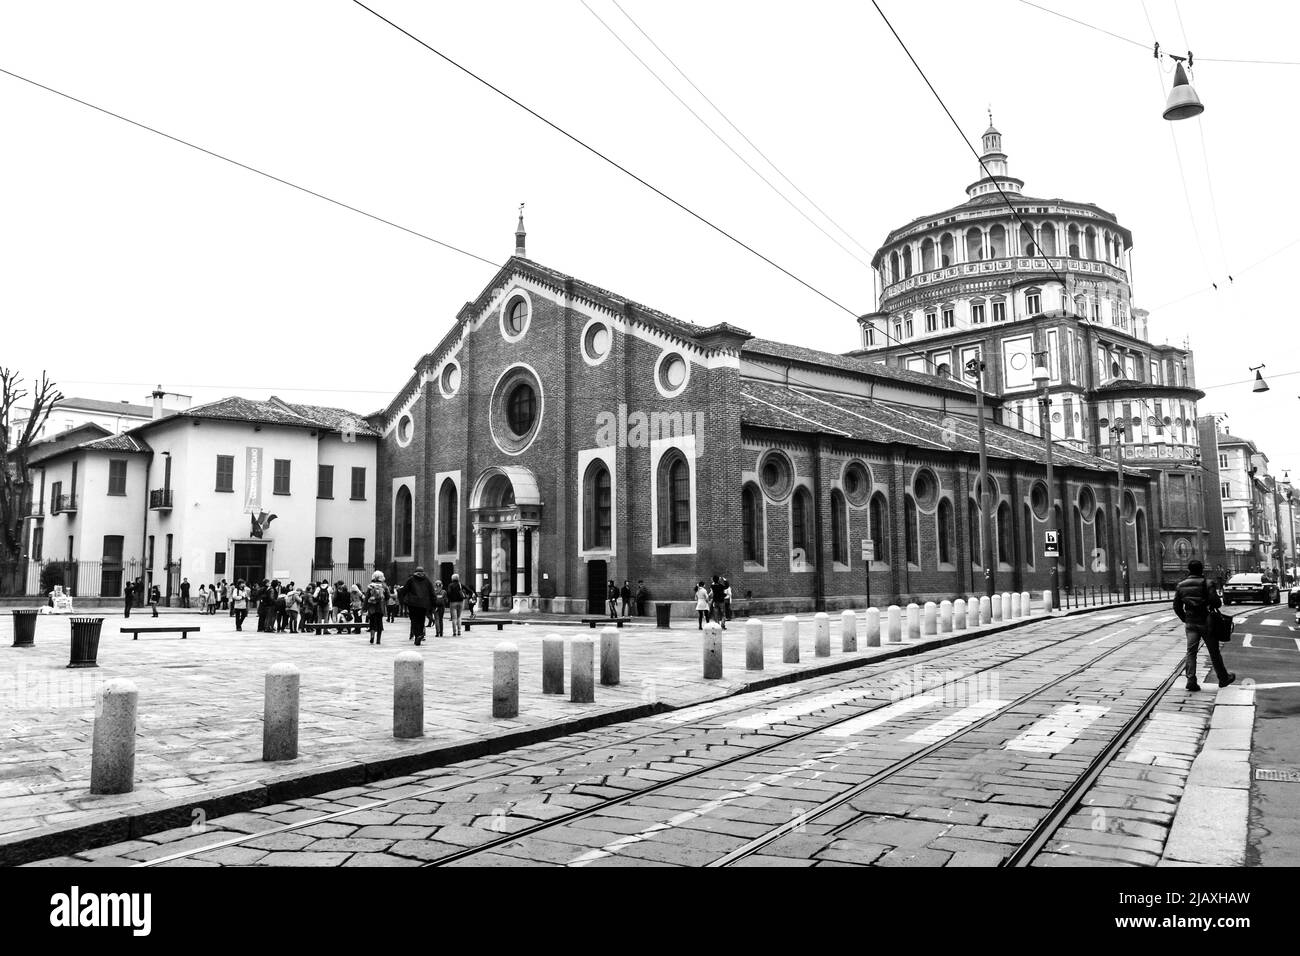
1111, 420, 1132, 601
964, 355, 996, 598
1033, 355, 1060, 610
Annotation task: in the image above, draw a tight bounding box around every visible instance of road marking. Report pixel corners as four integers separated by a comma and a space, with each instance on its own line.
1249, 682, 1300, 690
1261, 619, 1283, 627
819, 694, 942, 737
726, 687, 872, 729
1006, 704, 1110, 754
1152, 616, 1174, 624
654, 685, 802, 724
904, 699, 1010, 744
1241, 635, 1253, 649
1090, 614, 1119, 621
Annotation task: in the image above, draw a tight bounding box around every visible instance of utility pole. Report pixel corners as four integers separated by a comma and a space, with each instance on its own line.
965, 355, 996, 598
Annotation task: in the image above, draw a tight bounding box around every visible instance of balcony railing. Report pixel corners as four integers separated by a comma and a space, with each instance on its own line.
53, 494, 76, 515
149, 488, 174, 511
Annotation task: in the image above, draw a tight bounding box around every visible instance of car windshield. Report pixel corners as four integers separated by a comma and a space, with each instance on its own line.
1229, 574, 1263, 584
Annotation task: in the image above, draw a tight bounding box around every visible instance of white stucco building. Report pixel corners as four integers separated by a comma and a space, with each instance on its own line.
15, 389, 191, 441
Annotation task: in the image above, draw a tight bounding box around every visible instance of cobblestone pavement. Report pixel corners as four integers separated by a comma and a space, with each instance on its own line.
27, 603, 1245, 867
0, 599, 1064, 845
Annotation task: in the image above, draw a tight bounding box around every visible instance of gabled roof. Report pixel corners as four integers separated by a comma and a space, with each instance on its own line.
29, 427, 151, 465
134, 396, 378, 437
743, 338, 980, 398
27, 423, 113, 464
53, 396, 157, 417
80, 433, 152, 453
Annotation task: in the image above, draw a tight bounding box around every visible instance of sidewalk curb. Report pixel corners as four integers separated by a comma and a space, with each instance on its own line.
0, 598, 1166, 867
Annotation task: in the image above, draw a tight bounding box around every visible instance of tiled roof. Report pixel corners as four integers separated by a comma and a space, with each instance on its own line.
743, 338, 978, 397
738, 381, 1141, 475
281, 402, 380, 438
28, 427, 150, 464
27, 424, 113, 463
81, 434, 152, 453
139, 397, 378, 437
55, 396, 157, 417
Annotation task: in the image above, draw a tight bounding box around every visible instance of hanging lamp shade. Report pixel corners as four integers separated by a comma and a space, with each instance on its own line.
1253, 368, 1270, 392
1163, 62, 1204, 121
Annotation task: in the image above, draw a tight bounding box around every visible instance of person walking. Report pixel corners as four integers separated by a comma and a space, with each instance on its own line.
635, 580, 649, 617
123, 580, 134, 618
196, 584, 208, 614
620, 580, 632, 618
1173, 560, 1236, 692
211, 582, 221, 615
147, 583, 161, 618
723, 577, 733, 621
710, 575, 727, 630
480, 580, 491, 614
402, 566, 435, 644
694, 581, 710, 630
447, 573, 466, 636
607, 580, 619, 618
365, 571, 389, 645
219, 580, 228, 611
231, 580, 250, 631
431, 580, 447, 637
386, 585, 398, 623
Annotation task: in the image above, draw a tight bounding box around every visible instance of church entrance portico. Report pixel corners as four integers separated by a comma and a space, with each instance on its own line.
469, 465, 543, 613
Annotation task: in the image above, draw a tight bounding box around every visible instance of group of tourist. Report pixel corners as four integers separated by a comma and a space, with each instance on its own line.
605, 579, 651, 618
398, 567, 478, 645
693, 575, 733, 629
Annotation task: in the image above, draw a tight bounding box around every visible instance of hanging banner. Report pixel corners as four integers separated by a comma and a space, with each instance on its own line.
244, 447, 263, 515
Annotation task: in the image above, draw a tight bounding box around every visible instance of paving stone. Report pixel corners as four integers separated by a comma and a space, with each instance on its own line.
254, 851, 350, 867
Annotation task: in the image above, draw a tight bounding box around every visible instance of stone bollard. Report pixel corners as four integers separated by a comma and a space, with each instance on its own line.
841, 610, 858, 653
938, 600, 953, 634
393, 651, 424, 739
906, 603, 921, 641
814, 612, 830, 657
922, 602, 937, 636
978, 595, 992, 625
991, 594, 1003, 622
493, 642, 519, 718
887, 605, 902, 644
703, 622, 724, 679
600, 626, 620, 687
90, 679, 138, 794
1021, 591, 1032, 618
745, 618, 764, 670
1010, 592, 1022, 618
953, 598, 967, 631
1003, 591, 1014, 620
865, 607, 881, 647
542, 635, 565, 694
263, 662, 300, 762
1042, 589, 1053, 614
571, 637, 595, 703
782, 615, 800, 663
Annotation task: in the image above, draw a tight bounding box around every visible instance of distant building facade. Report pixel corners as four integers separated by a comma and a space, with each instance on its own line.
15, 389, 191, 441
1197, 421, 1283, 575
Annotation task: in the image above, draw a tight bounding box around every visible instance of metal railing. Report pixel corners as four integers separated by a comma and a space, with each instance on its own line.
149, 488, 173, 510
1060, 582, 1172, 609
53, 493, 77, 514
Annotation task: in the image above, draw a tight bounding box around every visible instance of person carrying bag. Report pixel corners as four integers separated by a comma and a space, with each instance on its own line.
1173, 559, 1236, 692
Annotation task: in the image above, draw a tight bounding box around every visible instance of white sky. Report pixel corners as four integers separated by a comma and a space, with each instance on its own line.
2, 1, 1297, 477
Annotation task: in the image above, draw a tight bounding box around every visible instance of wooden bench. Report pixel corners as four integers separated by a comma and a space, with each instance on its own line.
302, 621, 365, 634
582, 617, 631, 629
462, 618, 511, 631
122, 625, 201, 640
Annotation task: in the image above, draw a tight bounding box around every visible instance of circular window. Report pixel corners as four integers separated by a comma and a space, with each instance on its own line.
1078, 485, 1097, 520
974, 473, 999, 501
489, 364, 544, 455
759, 450, 794, 501
655, 351, 689, 397
843, 461, 871, 507
1030, 481, 1050, 520
439, 362, 460, 397
912, 468, 940, 510
500, 292, 531, 342
395, 414, 413, 447
582, 320, 611, 364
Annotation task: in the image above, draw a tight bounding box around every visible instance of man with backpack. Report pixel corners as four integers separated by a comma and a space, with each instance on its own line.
1173, 559, 1236, 692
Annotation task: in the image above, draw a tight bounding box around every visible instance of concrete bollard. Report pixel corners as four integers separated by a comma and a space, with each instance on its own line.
393, 651, 424, 739
600, 626, 620, 686
263, 662, 300, 762
865, 607, 881, 647
493, 642, 519, 719
814, 612, 830, 657
703, 622, 724, 679
953, 598, 967, 631
90, 678, 138, 794
782, 615, 800, 663
938, 600, 953, 634
887, 605, 902, 644
745, 618, 764, 670
979, 595, 992, 625
542, 634, 565, 694
1010, 592, 1022, 618
1021, 591, 1032, 618
841, 610, 858, 653
922, 601, 937, 636
1002, 591, 1014, 621
571, 637, 595, 703
906, 603, 920, 641
1042, 588, 1053, 614
991, 594, 1003, 622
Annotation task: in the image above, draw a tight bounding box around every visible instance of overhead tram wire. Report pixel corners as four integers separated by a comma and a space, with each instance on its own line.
607, 0, 877, 261
348, 0, 948, 371
0, 67, 500, 271
580, 0, 872, 271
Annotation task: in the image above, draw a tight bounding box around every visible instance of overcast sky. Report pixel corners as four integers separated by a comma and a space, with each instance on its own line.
3, 1, 1297, 476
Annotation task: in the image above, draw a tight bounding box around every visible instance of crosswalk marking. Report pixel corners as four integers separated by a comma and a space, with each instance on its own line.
1261, 619, 1283, 627
1006, 704, 1109, 754
1241, 635, 1253, 649
819, 695, 941, 738
904, 699, 1010, 744
726, 687, 870, 729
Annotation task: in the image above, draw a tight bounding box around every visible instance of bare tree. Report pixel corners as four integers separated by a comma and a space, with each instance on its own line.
1, 369, 63, 565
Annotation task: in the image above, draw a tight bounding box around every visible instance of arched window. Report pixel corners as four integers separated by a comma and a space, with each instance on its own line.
742, 483, 763, 563
831, 490, 847, 564
1095, 509, 1108, 569
583, 461, 612, 550
937, 498, 954, 565
870, 493, 889, 564
989, 224, 1007, 258
966, 227, 984, 261
1020, 223, 1036, 257
889, 250, 900, 284
1068, 224, 1081, 258
997, 501, 1012, 563
921, 237, 935, 272
1085, 226, 1097, 259
394, 485, 413, 558
902, 246, 913, 278
905, 495, 919, 565
791, 487, 814, 561
940, 233, 954, 267
1040, 221, 1057, 256
437, 478, 458, 552
969, 499, 982, 565
1023, 503, 1035, 568
1136, 510, 1148, 564
1073, 506, 1085, 567
657, 450, 692, 546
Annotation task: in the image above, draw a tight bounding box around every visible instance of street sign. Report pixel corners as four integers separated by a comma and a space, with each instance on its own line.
1044, 530, 1060, 558
861, 538, 875, 562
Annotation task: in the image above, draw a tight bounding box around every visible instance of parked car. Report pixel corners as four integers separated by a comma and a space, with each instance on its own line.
1223, 573, 1279, 605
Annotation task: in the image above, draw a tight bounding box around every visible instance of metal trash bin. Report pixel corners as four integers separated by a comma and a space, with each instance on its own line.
655, 601, 672, 629
68, 617, 105, 669
12, 609, 39, 648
